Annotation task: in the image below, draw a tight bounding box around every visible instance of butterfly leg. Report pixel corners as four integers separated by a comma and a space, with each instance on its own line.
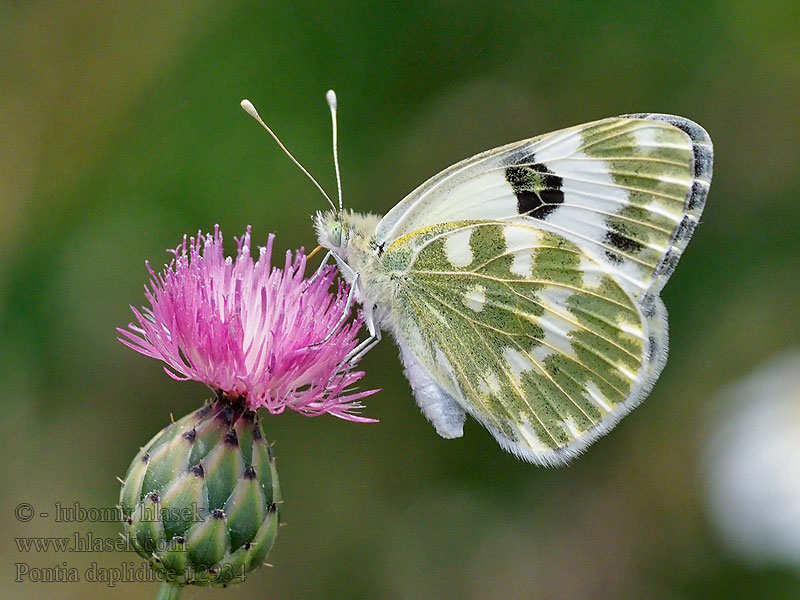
306, 250, 333, 285
344, 330, 381, 365
324, 331, 381, 390
309, 270, 359, 348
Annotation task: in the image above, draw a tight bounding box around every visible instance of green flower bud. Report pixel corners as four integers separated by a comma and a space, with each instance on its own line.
120, 397, 280, 586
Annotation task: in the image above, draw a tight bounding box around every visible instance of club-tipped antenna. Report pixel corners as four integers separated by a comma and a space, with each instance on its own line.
326, 90, 343, 211
240, 98, 336, 211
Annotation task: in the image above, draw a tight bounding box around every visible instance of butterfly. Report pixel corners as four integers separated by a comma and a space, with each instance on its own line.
242, 92, 713, 465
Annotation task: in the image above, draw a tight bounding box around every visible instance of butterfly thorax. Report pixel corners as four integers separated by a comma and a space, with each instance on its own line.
315, 209, 395, 330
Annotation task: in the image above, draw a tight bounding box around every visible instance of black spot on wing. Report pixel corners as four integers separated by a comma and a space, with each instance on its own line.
655, 249, 680, 276
693, 143, 713, 181
688, 180, 706, 211
504, 161, 564, 220
640, 294, 657, 318
605, 230, 644, 254
647, 335, 657, 360
673, 215, 697, 243
604, 224, 643, 268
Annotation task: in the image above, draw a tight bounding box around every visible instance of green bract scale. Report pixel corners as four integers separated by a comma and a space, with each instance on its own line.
120, 397, 280, 587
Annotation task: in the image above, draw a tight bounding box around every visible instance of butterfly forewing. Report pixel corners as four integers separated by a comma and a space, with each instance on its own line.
376, 114, 712, 301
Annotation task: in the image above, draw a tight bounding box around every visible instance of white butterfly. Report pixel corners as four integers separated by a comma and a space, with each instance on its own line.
242, 91, 712, 465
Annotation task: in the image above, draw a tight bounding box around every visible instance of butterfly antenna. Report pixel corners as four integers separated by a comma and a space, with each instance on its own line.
326, 90, 344, 212
240, 98, 336, 211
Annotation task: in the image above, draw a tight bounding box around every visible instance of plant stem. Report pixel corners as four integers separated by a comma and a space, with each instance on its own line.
154, 581, 182, 600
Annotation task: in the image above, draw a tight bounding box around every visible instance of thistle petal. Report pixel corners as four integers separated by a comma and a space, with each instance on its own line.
118, 227, 378, 420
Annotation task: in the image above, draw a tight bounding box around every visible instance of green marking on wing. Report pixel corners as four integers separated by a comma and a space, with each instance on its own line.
508, 116, 705, 301
580, 119, 693, 211
570, 118, 696, 286
384, 221, 646, 454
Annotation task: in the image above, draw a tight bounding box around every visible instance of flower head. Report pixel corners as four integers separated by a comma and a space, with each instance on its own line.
118, 226, 377, 422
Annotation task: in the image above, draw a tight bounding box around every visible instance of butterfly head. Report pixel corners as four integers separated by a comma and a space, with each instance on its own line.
315, 209, 346, 252
315, 209, 382, 257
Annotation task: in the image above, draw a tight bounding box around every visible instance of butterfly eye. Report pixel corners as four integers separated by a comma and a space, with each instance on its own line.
328, 221, 342, 247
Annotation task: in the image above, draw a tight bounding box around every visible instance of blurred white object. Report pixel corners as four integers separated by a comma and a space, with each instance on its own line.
704, 350, 800, 568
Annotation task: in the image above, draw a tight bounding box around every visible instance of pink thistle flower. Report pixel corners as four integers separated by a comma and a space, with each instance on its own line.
118, 225, 378, 422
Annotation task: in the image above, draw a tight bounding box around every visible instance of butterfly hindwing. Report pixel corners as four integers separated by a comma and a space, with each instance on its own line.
382, 220, 655, 464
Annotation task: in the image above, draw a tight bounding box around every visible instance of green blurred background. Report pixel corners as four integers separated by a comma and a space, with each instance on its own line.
2, 2, 798, 598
